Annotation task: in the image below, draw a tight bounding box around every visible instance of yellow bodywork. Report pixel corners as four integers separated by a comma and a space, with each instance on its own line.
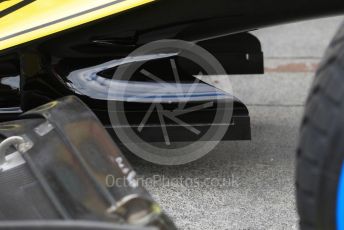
0, 0, 154, 51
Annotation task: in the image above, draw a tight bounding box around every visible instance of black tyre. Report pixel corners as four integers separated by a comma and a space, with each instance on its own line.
296, 22, 344, 229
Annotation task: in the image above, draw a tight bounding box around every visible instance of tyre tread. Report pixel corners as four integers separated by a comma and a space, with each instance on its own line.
297, 22, 344, 229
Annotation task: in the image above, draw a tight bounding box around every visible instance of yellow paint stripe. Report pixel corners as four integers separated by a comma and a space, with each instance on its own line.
0, 0, 154, 51
0, 0, 22, 11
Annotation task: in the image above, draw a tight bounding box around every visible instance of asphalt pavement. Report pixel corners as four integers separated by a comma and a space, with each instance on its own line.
133, 16, 344, 230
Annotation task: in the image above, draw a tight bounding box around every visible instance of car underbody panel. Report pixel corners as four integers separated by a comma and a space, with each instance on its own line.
0, 33, 262, 144
0, 0, 343, 161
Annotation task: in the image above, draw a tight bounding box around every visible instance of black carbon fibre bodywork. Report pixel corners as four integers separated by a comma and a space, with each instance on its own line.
0, 0, 344, 142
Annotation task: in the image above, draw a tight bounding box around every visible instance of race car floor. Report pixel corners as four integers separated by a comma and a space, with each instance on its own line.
132, 16, 344, 230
